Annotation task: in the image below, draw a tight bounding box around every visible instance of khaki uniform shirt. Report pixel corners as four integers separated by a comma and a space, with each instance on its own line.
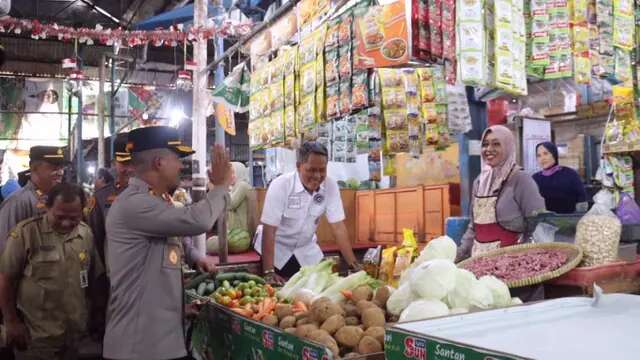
103, 177, 228, 360
0, 181, 46, 254
0, 216, 104, 341
87, 182, 126, 267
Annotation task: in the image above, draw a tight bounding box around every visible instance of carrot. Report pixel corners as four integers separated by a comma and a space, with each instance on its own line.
292, 301, 308, 314
340, 290, 353, 300
231, 307, 253, 317
265, 285, 275, 297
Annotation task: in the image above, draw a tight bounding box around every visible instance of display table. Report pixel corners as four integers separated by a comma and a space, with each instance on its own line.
385, 293, 640, 360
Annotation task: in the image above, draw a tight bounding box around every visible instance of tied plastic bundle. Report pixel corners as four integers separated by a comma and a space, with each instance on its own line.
575, 190, 621, 266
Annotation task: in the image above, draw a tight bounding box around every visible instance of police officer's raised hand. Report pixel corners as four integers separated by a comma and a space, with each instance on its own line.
6, 319, 30, 350
208, 145, 232, 187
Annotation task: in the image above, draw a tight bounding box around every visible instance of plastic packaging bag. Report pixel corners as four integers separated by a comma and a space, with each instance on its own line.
576, 192, 622, 266
593, 189, 617, 210
532, 222, 559, 243
615, 193, 640, 224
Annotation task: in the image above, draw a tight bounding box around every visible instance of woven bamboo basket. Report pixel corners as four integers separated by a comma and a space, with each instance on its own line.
457, 242, 583, 288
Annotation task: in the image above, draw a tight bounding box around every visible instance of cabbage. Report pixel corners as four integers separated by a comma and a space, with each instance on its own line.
409, 259, 457, 301
386, 283, 416, 316
511, 297, 523, 305
449, 307, 469, 315
399, 300, 449, 322
468, 280, 494, 309
415, 236, 457, 263
479, 275, 511, 307
446, 269, 478, 309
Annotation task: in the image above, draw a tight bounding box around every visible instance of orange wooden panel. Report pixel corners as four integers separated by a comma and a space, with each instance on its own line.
395, 188, 423, 240
374, 192, 397, 243
355, 191, 374, 243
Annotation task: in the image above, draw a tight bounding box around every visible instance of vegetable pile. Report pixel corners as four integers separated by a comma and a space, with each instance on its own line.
272, 286, 392, 357
385, 237, 521, 322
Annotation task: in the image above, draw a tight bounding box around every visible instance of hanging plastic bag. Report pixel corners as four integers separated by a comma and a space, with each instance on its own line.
592, 189, 617, 210
615, 193, 640, 225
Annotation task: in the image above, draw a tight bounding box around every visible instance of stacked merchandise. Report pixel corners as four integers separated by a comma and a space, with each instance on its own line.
612, 0, 634, 87
572, 0, 591, 84
526, 0, 550, 78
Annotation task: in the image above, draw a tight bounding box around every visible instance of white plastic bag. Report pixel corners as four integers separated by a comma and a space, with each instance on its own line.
576, 193, 621, 266
532, 222, 558, 243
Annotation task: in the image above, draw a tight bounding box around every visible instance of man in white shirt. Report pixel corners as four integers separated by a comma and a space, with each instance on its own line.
255, 142, 360, 283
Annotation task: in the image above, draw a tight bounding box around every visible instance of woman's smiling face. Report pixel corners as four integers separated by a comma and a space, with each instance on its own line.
482, 131, 503, 168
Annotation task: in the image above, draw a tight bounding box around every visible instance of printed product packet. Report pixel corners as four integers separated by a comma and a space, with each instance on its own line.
457, 0, 487, 86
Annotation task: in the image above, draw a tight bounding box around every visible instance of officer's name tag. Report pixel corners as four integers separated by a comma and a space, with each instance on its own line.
80, 270, 88, 288
288, 195, 302, 209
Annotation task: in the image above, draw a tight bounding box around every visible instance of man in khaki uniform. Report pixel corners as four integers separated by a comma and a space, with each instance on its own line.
0, 183, 104, 360
0, 145, 66, 254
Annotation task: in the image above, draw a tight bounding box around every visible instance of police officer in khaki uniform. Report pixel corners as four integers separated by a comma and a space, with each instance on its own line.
0, 146, 65, 254
103, 126, 231, 360
86, 136, 132, 267
0, 183, 104, 360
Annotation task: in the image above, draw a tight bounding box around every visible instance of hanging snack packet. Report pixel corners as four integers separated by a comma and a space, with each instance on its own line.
327, 84, 340, 119
352, 71, 370, 110
325, 49, 340, 84
339, 80, 353, 115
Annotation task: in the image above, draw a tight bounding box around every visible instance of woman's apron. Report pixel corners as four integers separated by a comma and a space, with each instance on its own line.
471, 191, 521, 257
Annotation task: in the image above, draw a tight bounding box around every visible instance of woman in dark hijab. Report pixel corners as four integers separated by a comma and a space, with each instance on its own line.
532, 141, 587, 214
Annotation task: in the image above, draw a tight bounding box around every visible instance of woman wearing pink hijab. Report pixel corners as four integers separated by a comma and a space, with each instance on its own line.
457, 125, 546, 261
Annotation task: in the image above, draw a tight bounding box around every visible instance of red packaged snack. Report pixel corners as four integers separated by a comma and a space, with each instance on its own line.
429, 0, 443, 59
442, 0, 455, 62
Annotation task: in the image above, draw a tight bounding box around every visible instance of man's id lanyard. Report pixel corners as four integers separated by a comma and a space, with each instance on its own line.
79, 250, 89, 288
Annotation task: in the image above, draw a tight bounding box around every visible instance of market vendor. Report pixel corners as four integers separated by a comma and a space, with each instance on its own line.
533, 141, 587, 214
102, 126, 230, 360
0, 146, 65, 254
255, 141, 360, 284
457, 125, 546, 261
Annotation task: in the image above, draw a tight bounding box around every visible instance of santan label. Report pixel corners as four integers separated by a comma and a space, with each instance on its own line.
435, 344, 465, 360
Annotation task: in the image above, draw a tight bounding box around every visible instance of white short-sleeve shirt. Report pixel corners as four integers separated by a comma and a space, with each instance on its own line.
255, 171, 345, 269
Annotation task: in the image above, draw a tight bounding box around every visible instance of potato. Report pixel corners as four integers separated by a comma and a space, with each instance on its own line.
279, 315, 296, 329
284, 327, 296, 334
345, 316, 360, 326
295, 324, 318, 338
295, 311, 309, 320
352, 285, 373, 303
374, 286, 392, 308
320, 314, 345, 335
361, 307, 386, 329
356, 300, 379, 314
334, 326, 364, 348
261, 314, 279, 327
364, 326, 385, 345
275, 303, 293, 320
343, 353, 360, 359
309, 329, 331, 341
358, 335, 382, 354
342, 302, 359, 317
310, 332, 339, 356
311, 297, 344, 323
296, 317, 311, 326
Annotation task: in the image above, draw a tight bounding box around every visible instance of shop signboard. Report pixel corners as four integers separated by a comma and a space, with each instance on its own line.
200, 303, 334, 360
384, 328, 530, 360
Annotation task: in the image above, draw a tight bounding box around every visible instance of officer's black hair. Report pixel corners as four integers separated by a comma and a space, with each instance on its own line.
46, 183, 86, 208
297, 141, 328, 164
97, 168, 114, 185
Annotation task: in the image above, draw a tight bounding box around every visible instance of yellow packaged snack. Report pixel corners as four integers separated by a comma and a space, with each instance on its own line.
379, 246, 398, 284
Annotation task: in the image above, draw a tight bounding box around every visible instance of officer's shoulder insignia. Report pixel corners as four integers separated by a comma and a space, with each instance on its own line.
8, 229, 17, 240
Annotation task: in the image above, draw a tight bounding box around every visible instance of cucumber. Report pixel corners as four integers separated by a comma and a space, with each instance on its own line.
197, 282, 207, 296
215, 272, 266, 286
205, 282, 216, 293
185, 272, 212, 290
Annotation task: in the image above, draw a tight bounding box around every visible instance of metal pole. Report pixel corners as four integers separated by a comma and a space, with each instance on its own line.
192, 0, 209, 258
110, 58, 117, 160
76, 80, 84, 184
98, 54, 106, 168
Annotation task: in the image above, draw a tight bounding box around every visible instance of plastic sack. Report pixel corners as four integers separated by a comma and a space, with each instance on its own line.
532, 222, 558, 243
593, 189, 617, 210
616, 193, 640, 225
575, 193, 621, 266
